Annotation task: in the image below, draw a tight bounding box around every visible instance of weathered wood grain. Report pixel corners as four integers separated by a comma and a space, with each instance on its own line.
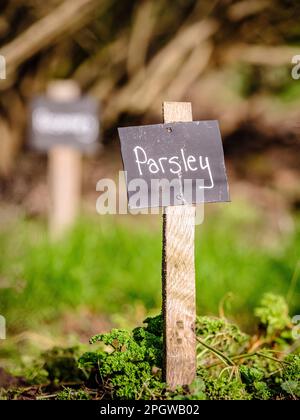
162, 101, 196, 388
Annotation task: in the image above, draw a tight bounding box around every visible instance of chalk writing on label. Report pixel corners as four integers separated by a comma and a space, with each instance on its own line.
133, 146, 214, 189
32, 107, 98, 141
118, 120, 229, 209
29, 96, 100, 154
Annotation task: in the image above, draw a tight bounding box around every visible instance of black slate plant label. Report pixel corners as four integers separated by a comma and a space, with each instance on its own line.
29, 96, 100, 154
118, 121, 229, 209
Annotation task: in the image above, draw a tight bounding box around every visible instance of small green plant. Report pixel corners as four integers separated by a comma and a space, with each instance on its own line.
42, 347, 87, 385
279, 354, 300, 398
1, 294, 299, 400
77, 296, 299, 400
56, 387, 91, 400
255, 293, 291, 337
79, 315, 164, 399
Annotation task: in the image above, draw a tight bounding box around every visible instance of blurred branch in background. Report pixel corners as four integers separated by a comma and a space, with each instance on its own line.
0, 0, 300, 176
0, 0, 107, 83
127, 0, 156, 77
224, 44, 300, 66
0, 0, 108, 174
103, 19, 217, 124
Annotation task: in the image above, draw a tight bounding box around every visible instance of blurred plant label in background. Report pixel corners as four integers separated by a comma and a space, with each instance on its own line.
0, 55, 6, 79
118, 121, 229, 209
0, 315, 6, 339
29, 96, 100, 154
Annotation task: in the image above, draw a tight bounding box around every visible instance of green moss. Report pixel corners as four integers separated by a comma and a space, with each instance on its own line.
42, 347, 87, 385
255, 293, 290, 337
78, 301, 299, 400
3, 294, 300, 400
240, 365, 272, 400
56, 387, 92, 400
280, 354, 300, 398
79, 316, 164, 399
202, 375, 251, 400
196, 316, 250, 358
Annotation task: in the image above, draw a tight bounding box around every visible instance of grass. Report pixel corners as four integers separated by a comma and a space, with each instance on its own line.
0, 201, 300, 336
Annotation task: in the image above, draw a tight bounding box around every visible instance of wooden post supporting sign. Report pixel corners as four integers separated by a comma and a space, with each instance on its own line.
118, 101, 229, 389
162, 102, 196, 388
47, 81, 82, 239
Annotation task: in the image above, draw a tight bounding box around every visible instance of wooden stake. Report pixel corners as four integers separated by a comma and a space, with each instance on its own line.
47, 80, 82, 239
162, 101, 196, 388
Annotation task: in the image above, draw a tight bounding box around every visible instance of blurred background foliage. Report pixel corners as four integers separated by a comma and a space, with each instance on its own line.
0, 0, 300, 365
1, 0, 300, 173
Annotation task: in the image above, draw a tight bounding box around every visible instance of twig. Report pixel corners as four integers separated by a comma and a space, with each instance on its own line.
196, 337, 235, 367
206, 350, 291, 369
0, 0, 108, 76
256, 351, 291, 365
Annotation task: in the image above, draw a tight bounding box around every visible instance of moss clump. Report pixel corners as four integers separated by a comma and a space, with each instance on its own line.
4, 346, 87, 389
42, 347, 87, 385
2, 294, 299, 400
79, 315, 164, 399
239, 365, 272, 400
255, 293, 290, 337
56, 387, 91, 400
279, 354, 300, 398
199, 371, 251, 400
196, 316, 250, 368
78, 294, 299, 400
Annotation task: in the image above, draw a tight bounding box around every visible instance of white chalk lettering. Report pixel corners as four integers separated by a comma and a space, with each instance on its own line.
169, 156, 181, 174
158, 157, 168, 173
148, 158, 160, 174
32, 107, 98, 141
187, 155, 197, 171
180, 148, 188, 171
133, 146, 147, 176
199, 156, 214, 189
132, 146, 214, 189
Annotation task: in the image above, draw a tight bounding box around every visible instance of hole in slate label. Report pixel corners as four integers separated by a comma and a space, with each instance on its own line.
166, 127, 172, 133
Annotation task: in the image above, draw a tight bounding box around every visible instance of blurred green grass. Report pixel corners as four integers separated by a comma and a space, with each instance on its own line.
0, 202, 299, 334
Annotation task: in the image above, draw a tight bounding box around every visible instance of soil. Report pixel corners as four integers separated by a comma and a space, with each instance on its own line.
0, 368, 26, 389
